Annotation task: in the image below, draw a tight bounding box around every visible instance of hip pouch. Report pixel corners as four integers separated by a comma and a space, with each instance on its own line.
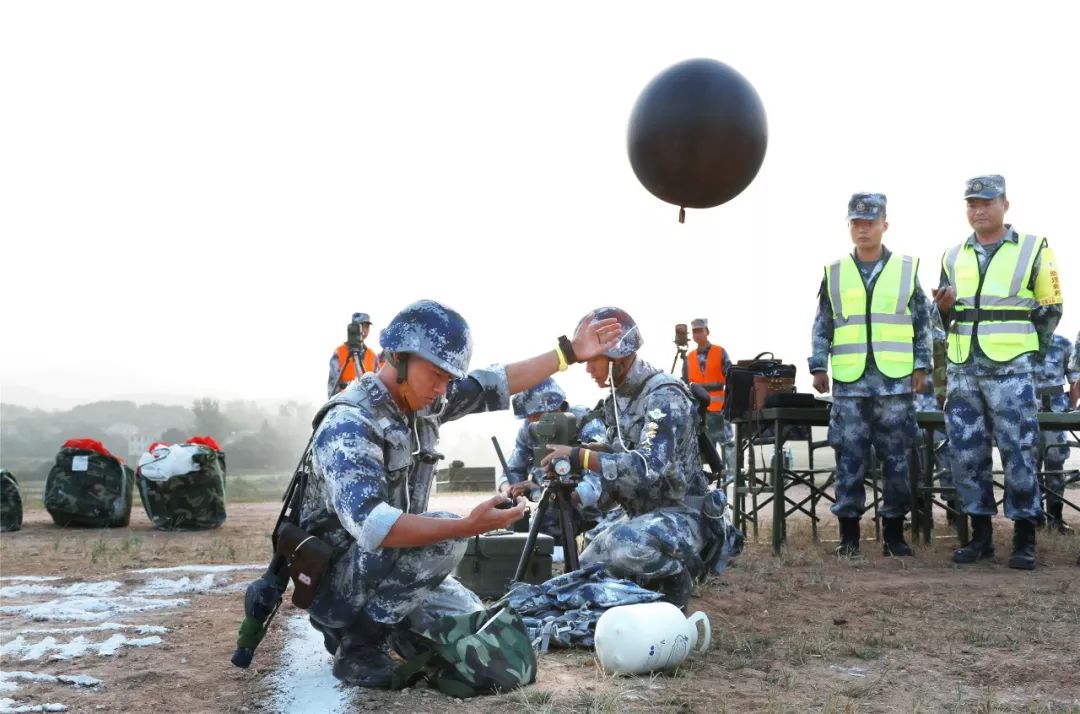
275, 522, 335, 609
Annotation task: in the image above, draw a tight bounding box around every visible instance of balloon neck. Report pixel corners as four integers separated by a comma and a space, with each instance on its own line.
678, 207, 686, 223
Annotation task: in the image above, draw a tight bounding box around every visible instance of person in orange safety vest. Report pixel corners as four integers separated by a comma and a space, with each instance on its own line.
328, 312, 380, 398
681, 318, 734, 477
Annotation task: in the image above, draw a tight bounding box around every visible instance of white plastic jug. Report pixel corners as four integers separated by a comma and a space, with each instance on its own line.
594, 602, 711, 675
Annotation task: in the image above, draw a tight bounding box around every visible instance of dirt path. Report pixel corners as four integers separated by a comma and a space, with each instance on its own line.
2, 501, 1078, 713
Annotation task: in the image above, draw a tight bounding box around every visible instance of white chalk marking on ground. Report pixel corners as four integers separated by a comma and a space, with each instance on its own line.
131, 574, 221, 597
0, 596, 187, 622
1, 634, 163, 661
0, 672, 100, 688
267, 615, 351, 714
0, 578, 62, 584
131, 564, 264, 574
0, 582, 122, 599
18, 623, 167, 636
0, 698, 67, 712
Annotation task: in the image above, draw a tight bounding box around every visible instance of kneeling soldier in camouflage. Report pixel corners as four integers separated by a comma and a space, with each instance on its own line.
290, 300, 620, 687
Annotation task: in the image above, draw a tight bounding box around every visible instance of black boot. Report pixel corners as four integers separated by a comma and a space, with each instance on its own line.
1046, 502, 1075, 535
1008, 519, 1037, 570
953, 515, 994, 563
331, 612, 397, 688
653, 570, 694, 610
882, 518, 914, 557
835, 517, 860, 556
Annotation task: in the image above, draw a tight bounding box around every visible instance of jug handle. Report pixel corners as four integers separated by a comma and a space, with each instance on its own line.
687, 611, 711, 653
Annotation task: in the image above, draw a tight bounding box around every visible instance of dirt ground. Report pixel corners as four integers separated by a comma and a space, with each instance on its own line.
1, 499, 1078, 714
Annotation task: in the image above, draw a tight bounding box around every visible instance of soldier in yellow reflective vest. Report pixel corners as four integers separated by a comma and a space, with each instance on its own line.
810, 193, 932, 557
934, 175, 1063, 570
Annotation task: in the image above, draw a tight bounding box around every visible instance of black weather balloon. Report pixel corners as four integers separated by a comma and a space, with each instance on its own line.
628, 58, 768, 221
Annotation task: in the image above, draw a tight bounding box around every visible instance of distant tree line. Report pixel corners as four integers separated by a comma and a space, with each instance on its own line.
0, 398, 317, 478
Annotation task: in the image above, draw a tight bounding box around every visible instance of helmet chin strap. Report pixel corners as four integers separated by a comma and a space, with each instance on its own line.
388, 353, 417, 412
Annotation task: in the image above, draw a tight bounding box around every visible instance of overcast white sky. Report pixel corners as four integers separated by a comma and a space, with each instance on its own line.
2, 1, 1078, 460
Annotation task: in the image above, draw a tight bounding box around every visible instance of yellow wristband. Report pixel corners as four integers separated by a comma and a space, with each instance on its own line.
555, 344, 568, 372
581, 449, 591, 471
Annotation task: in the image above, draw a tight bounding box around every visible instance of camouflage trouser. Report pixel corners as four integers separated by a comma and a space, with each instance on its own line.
945, 372, 1042, 520
829, 395, 916, 519
1039, 392, 1071, 506
583, 506, 626, 547
579, 507, 705, 583
307, 511, 482, 630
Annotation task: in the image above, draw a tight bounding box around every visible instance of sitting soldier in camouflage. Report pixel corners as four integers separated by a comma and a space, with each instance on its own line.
498, 378, 608, 553
296, 299, 620, 688
541, 307, 712, 609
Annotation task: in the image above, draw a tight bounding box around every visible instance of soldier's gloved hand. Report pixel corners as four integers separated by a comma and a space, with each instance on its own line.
467, 494, 528, 534
572, 317, 622, 362
812, 372, 830, 395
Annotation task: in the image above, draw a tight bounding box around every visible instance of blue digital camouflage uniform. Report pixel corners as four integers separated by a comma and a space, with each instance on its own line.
810, 246, 933, 519
1034, 333, 1077, 506
579, 357, 709, 583
939, 227, 1062, 520
681, 343, 735, 476
498, 404, 609, 543
300, 367, 510, 635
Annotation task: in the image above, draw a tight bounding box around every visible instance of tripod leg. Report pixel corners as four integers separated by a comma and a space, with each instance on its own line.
513, 488, 552, 583
556, 490, 580, 572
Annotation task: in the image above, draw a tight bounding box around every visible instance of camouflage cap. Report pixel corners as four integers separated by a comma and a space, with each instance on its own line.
512, 378, 568, 418
847, 193, 887, 221
352, 312, 372, 324
964, 175, 1006, 200
379, 300, 472, 379
690, 318, 708, 330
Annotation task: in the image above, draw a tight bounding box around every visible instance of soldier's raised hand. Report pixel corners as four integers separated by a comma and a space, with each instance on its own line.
572, 316, 622, 361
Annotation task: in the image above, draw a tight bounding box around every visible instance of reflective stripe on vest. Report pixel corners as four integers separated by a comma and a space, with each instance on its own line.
336, 344, 377, 384
686, 344, 726, 412
825, 253, 917, 382
942, 234, 1042, 364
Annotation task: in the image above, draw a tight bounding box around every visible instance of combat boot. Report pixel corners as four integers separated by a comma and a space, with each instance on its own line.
882, 518, 914, 557
952, 515, 994, 563
1008, 519, 1037, 570
331, 612, 397, 688
1045, 502, 1075, 535
835, 517, 860, 557
654, 569, 694, 611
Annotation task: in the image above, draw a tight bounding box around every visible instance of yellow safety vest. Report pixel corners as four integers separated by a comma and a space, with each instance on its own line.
942, 234, 1042, 363
825, 253, 917, 382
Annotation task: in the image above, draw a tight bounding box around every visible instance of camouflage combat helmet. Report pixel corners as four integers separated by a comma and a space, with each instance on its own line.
512, 378, 568, 418
380, 299, 473, 379
578, 306, 642, 359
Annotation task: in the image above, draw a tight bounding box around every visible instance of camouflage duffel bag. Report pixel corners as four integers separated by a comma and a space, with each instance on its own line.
1, 470, 23, 532
137, 445, 227, 531
45, 448, 135, 528
391, 602, 537, 698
